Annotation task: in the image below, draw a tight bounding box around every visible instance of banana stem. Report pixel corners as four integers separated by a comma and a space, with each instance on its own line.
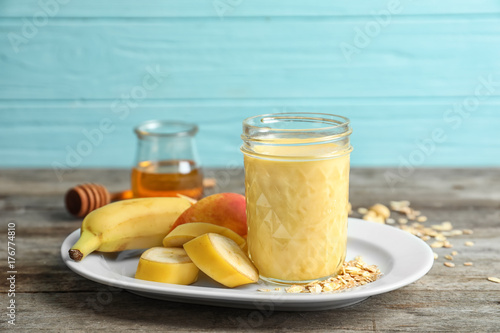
69, 231, 101, 262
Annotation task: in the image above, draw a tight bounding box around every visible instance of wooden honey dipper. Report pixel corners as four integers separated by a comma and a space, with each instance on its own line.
65, 183, 133, 217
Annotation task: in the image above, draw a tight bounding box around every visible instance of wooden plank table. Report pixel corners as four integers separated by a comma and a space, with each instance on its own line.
1, 168, 499, 331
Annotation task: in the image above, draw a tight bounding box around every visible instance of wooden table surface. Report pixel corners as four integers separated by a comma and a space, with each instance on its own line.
1, 168, 499, 332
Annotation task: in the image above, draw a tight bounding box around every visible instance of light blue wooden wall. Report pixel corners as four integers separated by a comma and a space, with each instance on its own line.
1, 0, 500, 169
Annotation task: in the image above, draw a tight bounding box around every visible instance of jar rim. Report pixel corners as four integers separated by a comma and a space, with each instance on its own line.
241, 112, 352, 159
241, 112, 352, 146
242, 112, 350, 132
134, 120, 198, 138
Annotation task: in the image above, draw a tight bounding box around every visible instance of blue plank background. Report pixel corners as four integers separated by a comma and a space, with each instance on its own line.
1, 0, 500, 170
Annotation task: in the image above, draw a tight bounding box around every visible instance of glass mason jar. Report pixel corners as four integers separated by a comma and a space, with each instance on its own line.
132, 120, 203, 199
241, 113, 353, 284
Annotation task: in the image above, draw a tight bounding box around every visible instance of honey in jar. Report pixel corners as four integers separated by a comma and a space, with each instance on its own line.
131, 160, 203, 199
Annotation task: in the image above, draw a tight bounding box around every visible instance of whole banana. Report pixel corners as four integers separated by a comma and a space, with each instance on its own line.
69, 197, 191, 262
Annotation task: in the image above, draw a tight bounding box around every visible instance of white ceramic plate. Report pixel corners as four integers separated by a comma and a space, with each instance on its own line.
61, 218, 434, 311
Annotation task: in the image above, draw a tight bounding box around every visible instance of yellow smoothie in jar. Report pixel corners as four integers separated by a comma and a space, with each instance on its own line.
244, 143, 350, 283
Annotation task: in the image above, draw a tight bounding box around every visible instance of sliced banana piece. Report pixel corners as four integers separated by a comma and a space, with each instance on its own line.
183, 233, 258, 288
163, 222, 247, 251
135, 247, 199, 285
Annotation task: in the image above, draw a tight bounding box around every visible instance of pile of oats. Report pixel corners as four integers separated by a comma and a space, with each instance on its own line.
282, 257, 381, 294
352, 201, 500, 283
354, 201, 475, 256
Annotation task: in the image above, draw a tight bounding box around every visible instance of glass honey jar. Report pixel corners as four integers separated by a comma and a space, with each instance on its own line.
132, 120, 203, 200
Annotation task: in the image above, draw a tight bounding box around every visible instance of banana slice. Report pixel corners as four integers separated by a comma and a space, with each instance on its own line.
183, 233, 258, 288
135, 247, 199, 285
163, 222, 247, 251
